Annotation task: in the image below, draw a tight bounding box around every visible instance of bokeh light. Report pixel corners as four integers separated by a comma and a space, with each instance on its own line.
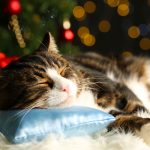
128, 26, 140, 38
77, 26, 90, 38
122, 51, 133, 57
148, 23, 150, 31
105, 0, 120, 7
73, 6, 85, 20
9, 0, 21, 14
64, 29, 74, 41
119, 0, 129, 5
98, 20, 111, 33
63, 19, 71, 29
117, 4, 129, 16
148, 0, 150, 6
32, 14, 41, 24
84, 1, 96, 13
82, 33, 96, 46
23, 32, 32, 40
139, 24, 149, 36
139, 38, 150, 50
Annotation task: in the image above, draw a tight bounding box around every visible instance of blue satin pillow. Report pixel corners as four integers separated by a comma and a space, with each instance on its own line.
0, 106, 115, 144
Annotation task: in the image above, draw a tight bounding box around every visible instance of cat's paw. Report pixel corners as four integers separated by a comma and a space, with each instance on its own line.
139, 123, 150, 146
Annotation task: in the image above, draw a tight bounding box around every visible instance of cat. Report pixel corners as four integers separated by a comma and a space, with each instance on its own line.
0, 32, 150, 145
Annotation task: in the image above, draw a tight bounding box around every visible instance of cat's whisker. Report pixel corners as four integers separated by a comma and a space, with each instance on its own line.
12, 99, 47, 122
82, 75, 107, 80
79, 82, 101, 88
18, 107, 35, 123
80, 78, 110, 84
6, 109, 28, 121
77, 86, 99, 91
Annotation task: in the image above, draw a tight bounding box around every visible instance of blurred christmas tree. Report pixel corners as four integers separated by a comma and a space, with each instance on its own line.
0, 0, 79, 56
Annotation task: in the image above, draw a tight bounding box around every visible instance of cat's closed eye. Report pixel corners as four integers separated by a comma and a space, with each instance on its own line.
35, 76, 54, 89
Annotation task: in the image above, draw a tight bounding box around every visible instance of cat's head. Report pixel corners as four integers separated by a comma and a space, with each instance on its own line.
0, 32, 82, 110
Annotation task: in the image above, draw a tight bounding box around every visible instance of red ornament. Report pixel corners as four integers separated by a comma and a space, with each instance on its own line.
8, 0, 21, 14
0, 55, 19, 68
0, 58, 12, 68
64, 29, 74, 41
0, 52, 6, 60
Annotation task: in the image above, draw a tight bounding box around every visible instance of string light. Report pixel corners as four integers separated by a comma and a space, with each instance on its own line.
84, 1, 96, 13
98, 20, 111, 33
128, 26, 140, 38
77, 26, 90, 38
9, 15, 26, 48
73, 6, 86, 20
63, 19, 71, 29
82, 33, 96, 46
117, 4, 129, 16
139, 38, 150, 50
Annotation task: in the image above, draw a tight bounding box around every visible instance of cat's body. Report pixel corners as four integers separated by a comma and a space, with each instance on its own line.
69, 52, 150, 111
0, 32, 150, 146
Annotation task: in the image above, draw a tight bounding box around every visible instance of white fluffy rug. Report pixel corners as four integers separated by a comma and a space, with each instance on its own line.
1, 131, 150, 150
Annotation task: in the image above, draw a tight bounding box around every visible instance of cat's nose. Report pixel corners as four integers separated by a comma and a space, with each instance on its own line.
61, 85, 69, 94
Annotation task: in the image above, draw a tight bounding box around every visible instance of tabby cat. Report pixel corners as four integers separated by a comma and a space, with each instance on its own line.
0, 32, 150, 145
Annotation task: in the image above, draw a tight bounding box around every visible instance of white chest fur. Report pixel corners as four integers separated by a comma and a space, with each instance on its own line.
73, 90, 97, 108
73, 90, 117, 113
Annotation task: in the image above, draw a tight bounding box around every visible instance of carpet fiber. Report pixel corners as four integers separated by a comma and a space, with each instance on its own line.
1, 131, 150, 150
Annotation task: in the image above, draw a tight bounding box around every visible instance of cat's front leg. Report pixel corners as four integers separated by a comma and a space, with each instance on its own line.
107, 115, 150, 146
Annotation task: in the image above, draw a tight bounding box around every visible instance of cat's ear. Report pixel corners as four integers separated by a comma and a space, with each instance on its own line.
38, 32, 59, 53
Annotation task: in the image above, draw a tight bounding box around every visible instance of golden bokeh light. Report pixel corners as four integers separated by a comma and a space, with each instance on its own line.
117, 4, 129, 16
122, 51, 133, 57
98, 20, 111, 32
73, 6, 85, 20
77, 26, 90, 38
139, 38, 150, 50
105, 0, 120, 7
128, 26, 140, 38
82, 33, 96, 46
84, 1, 96, 13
